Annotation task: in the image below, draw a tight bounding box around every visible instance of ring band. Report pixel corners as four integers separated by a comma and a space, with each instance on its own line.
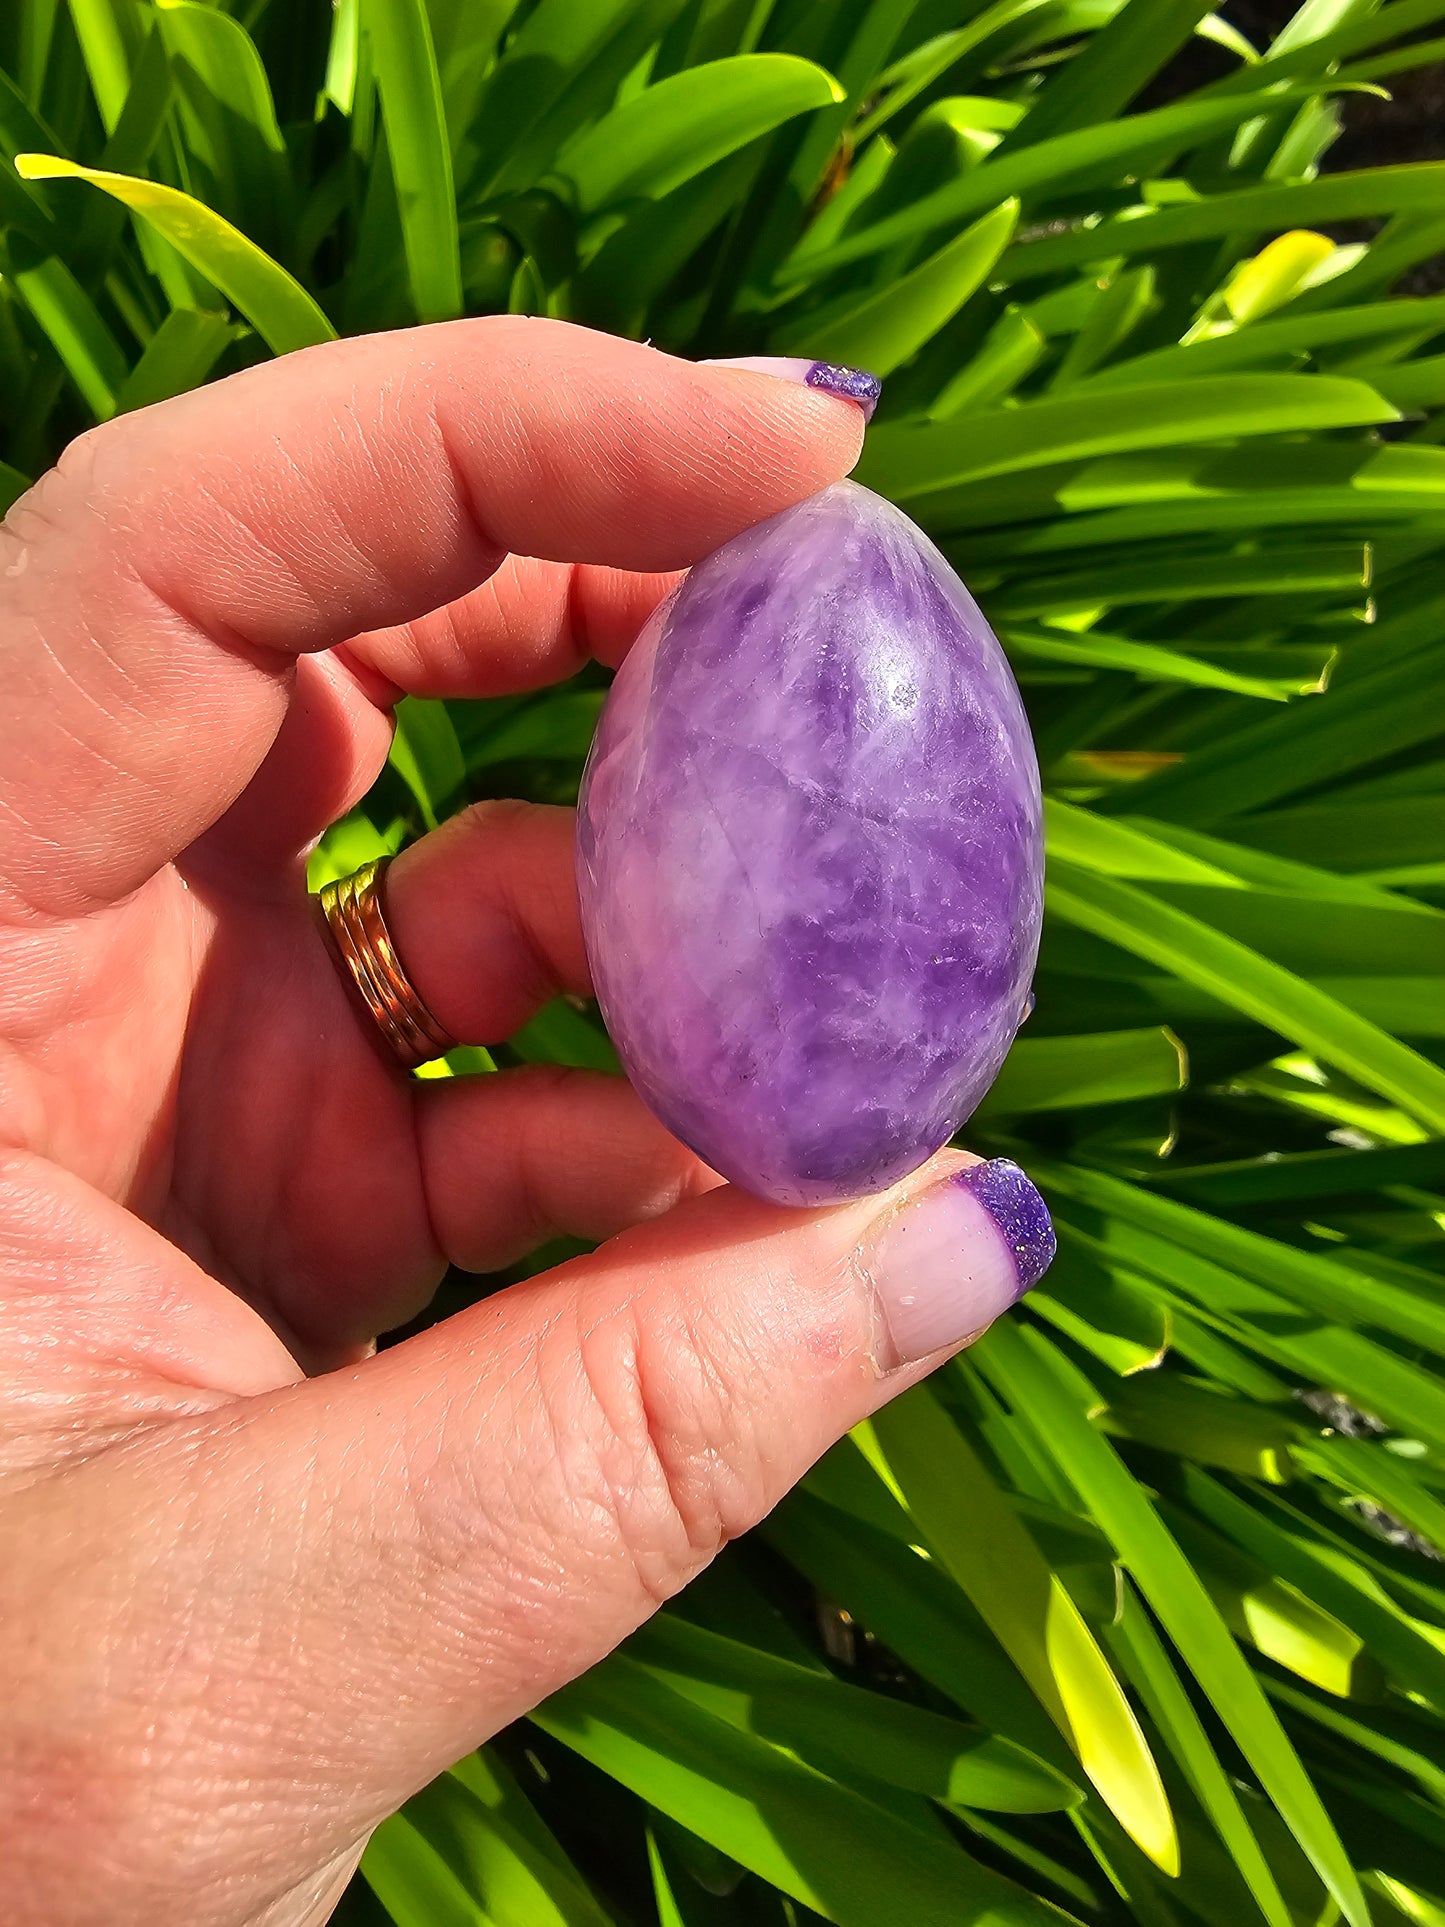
319, 857, 458, 1071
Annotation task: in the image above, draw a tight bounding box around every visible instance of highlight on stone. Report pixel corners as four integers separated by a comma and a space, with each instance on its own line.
576, 481, 1044, 1206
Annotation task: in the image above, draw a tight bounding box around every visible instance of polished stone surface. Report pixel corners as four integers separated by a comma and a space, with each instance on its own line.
576, 481, 1044, 1206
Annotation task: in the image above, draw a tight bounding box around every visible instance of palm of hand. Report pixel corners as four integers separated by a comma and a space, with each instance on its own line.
28, 819, 430, 1377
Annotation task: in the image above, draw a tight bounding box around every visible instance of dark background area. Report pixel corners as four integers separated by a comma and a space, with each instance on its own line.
1147, 0, 1445, 147
1151, 0, 1445, 292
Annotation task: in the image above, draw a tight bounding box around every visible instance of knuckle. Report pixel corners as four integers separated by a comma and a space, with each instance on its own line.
562, 1292, 763, 1607
455, 796, 535, 844
8, 417, 144, 556
0, 451, 86, 564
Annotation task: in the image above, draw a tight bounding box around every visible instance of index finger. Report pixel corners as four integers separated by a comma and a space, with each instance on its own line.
0, 319, 865, 915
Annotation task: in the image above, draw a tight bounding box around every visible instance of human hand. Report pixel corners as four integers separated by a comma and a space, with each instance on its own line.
0, 319, 1053, 1926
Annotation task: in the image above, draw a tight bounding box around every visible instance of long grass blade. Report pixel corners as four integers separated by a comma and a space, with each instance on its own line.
15, 154, 335, 352
975, 1320, 1370, 1927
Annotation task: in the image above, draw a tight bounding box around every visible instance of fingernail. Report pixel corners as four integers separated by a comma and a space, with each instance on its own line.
865, 1159, 1054, 1371
701, 356, 882, 422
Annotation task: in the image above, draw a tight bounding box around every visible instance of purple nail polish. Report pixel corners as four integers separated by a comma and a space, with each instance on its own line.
700, 356, 883, 422
803, 361, 883, 419
867, 1158, 1053, 1370
955, 1158, 1056, 1299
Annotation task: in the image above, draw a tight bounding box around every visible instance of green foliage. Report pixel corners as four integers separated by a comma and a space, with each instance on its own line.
4, 1, 1445, 1922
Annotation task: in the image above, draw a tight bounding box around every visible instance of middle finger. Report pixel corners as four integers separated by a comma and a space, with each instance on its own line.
350, 553, 682, 696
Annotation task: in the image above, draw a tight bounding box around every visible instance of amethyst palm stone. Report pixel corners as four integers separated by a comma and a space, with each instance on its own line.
576, 480, 1044, 1207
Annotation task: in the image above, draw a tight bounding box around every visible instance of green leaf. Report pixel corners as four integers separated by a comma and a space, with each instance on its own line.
1268, 1675, 1445, 1809
1107, 1584, 1293, 1927
389, 696, 466, 830
65, 0, 142, 134
646, 1829, 707, 1927
363, 1807, 489, 1926
1083, 292, 1445, 389
509, 999, 619, 1073
767, 1491, 1071, 1767
766, 0, 909, 259
1184, 1472, 1445, 1707
536, 1654, 1070, 1926
556, 55, 842, 218
1045, 800, 1243, 884
1119, 643, 1445, 822
979, 1027, 1186, 1116
1003, 0, 1218, 148
975, 1320, 1370, 1927
1149, 1138, 1445, 1206
322, 0, 361, 118
991, 543, 1371, 616
1046, 856, 1445, 1134
1048, 266, 1158, 389
857, 22, 1025, 143
867, 1390, 1178, 1872
944, 459, 1445, 558
1203, 230, 1343, 332
5, 235, 127, 416
93, 14, 183, 276
425, 0, 519, 153
424, 1754, 618, 1927
1203, 0, 1445, 97
933, 305, 1046, 417
1328, 1776, 1445, 1911
1030, 1253, 1171, 1378
859, 376, 1397, 498
771, 198, 1018, 375
781, 87, 1347, 283
466, 0, 686, 201
1144, 883, 1445, 983
464, 689, 605, 769
1002, 626, 1299, 699
361, 0, 461, 321
575, 149, 754, 332
1099, 1373, 1298, 1483
1339, 28, 1445, 84
999, 165, 1445, 284
1118, 817, 1443, 913
805, 1434, 960, 1551
0, 459, 32, 513
1049, 1201, 1445, 1446
1301, 1433, 1445, 1555
1158, 1497, 1382, 1699
14, 154, 335, 354
307, 810, 406, 893
1295, 209, 1445, 314
0, 59, 65, 177
115, 305, 236, 412
628, 1614, 1083, 1815
1357, 352, 1445, 409
154, 0, 290, 241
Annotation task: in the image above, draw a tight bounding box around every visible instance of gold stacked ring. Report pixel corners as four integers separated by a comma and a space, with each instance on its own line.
318, 857, 458, 1071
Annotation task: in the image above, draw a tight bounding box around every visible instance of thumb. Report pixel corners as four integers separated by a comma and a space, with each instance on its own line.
28, 1152, 1052, 1922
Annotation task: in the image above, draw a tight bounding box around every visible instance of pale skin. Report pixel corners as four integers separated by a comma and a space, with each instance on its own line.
0, 319, 1000, 1925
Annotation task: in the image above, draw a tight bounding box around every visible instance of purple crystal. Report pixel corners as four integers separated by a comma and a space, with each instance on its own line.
575, 480, 1044, 1206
